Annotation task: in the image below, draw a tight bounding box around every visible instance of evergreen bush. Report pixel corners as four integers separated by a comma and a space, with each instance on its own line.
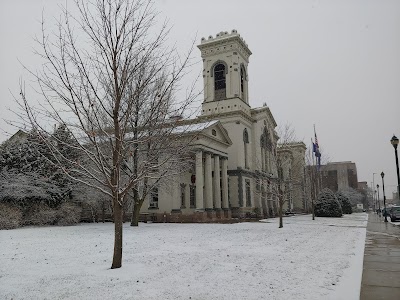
315, 188, 343, 217
336, 191, 353, 214
24, 203, 57, 226
0, 204, 22, 229
56, 202, 82, 225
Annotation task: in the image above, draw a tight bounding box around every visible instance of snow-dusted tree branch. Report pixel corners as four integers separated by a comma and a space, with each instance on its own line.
17, 0, 199, 269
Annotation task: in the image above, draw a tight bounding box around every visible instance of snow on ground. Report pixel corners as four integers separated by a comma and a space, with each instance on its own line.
0, 213, 367, 300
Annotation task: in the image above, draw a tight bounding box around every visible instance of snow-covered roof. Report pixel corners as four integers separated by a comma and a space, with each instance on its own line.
171, 120, 219, 134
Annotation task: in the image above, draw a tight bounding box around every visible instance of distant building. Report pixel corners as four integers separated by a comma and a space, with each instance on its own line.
277, 142, 307, 212
320, 161, 358, 192
4, 130, 28, 145
392, 192, 399, 205
358, 181, 368, 191
393, 191, 399, 201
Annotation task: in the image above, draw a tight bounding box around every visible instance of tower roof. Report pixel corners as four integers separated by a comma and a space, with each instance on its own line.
198, 29, 252, 59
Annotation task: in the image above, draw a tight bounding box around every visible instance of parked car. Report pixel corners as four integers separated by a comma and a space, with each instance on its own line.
389, 206, 400, 222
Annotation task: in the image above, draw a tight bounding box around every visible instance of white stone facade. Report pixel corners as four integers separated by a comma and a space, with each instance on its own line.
139, 30, 306, 222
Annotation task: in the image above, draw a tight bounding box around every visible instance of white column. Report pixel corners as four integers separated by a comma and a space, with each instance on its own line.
221, 157, 229, 209
204, 152, 213, 209
195, 151, 204, 210
214, 155, 221, 209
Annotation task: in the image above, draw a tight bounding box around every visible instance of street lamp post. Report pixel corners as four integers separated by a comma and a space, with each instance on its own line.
373, 173, 377, 212
390, 135, 400, 205
381, 172, 388, 222
377, 184, 381, 216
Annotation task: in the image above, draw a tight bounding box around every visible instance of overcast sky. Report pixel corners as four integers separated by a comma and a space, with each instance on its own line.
1, 0, 399, 196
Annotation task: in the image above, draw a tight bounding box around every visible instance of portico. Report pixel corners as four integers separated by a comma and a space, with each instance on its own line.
194, 149, 230, 220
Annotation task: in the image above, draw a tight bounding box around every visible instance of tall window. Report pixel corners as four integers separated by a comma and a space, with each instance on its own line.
243, 128, 249, 169
240, 66, 246, 96
149, 187, 159, 208
240, 68, 244, 93
214, 63, 226, 101
245, 180, 251, 207
260, 126, 273, 173
180, 184, 186, 208
190, 185, 196, 208
278, 166, 284, 180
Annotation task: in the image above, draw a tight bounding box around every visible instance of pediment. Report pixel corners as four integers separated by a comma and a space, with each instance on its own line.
199, 121, 232, 147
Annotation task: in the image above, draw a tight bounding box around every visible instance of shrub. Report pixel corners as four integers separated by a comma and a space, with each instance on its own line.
0, 204, 23, 229
315, 188, 343, 217
24, 202, 57, 226
56, 202, 82, 225
336, 191, 353, 214
253, 207, 262, 217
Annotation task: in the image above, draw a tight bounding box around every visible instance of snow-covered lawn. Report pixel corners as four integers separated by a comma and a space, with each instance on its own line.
0, 213, 367, 300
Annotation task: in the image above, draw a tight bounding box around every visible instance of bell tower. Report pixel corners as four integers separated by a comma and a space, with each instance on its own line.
198, 30, 252, 117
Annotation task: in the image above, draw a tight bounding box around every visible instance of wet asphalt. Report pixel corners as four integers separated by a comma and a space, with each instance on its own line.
360, 213, 400, 300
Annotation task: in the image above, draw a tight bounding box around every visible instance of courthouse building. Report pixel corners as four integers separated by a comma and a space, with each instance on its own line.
139, 30, 307, 222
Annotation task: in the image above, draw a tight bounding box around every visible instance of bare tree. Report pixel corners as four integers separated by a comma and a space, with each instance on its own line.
17, 0, 198, 269
275, 125, 306, 228
253, 124, 306, 228
304, 142, 330, 220
127, 120, 195, 227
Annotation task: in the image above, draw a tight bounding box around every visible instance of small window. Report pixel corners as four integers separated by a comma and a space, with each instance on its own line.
212, 129, 217, 136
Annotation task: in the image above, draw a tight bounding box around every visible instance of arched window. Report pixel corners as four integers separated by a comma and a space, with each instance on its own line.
243, 128, 249, 143
260, 126, 271, 172
240, 65, 247, 101
240, 67, 244, 94
243, 128, 249, 168
214, 63, 226, 101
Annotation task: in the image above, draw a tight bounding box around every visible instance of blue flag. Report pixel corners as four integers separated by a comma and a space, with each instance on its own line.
313, 126, 322, 170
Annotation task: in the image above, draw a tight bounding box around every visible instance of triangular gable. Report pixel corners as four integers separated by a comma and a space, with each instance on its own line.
250, 106, 277, 128
199, 121, 232, 147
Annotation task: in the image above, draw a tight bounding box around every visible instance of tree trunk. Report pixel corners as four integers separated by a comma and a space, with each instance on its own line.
111, 201, 123, 269
312, 199, 315, 220
102, 201, 105, 223
131, 200, 141, 226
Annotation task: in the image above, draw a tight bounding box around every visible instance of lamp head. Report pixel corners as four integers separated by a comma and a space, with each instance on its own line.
377, 184, 379, 188
381, 172, 384, 178
391, 135, 399, 149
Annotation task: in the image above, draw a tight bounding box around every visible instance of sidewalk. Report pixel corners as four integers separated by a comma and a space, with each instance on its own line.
360, 213, 400, 300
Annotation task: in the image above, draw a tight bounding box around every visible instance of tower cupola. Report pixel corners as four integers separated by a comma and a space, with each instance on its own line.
198, 30, 252, 116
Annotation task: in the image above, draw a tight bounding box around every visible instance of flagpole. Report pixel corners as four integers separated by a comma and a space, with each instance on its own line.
311, 137, 316, 220
313, 124, 321, 196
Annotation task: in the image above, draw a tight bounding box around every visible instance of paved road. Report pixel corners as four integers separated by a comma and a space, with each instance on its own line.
360, 213, 400, 300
